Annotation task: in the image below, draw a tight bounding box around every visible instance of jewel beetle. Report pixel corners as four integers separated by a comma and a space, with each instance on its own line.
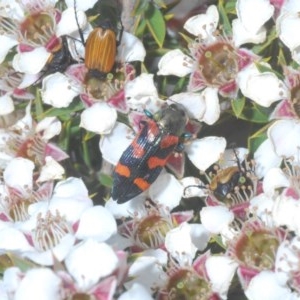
112, 103, 190, 203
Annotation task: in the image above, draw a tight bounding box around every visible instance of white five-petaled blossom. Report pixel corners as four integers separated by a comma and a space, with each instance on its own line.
277, 0, 300, 64
158, 4, 259, 123
232, 0, 275, 47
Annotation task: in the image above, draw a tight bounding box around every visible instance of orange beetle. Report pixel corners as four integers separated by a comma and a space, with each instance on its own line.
84, 26, 117, 77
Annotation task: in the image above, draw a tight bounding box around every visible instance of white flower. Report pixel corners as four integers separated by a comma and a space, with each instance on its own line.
37, 156, 65, 182
165, 222, 210, 266
65, 239, 119, 291
119, 283, 154, 300
236, 0, 274, 35
80, 102, 117, 134
14, 268, 62, 300
245, 270, 296, 300
41, 72, 82, 108
237, 62, 288, 107
268, 119, 300, 162
206, 255, 238, 299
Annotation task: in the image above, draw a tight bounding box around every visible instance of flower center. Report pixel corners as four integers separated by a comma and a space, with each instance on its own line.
6, 190, 32, 222
20, 13, 55, 47
235, 229, 279, 270
135, 214, 172, 248
33, 210, 73, 252
85, 67, 125, 101
199, 42, 238, 87
166, 269, 212, 300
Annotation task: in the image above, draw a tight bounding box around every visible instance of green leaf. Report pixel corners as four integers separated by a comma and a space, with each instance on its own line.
231, 96, 245, 118
218, 0, 233, 36
42, 98, 85, 119
145, 3, 166, 48
0, 253, 37, 274
34, 89, 44, 121
239, 103, 272, 123
99, 173, 113, 188
248, 124, 270, 153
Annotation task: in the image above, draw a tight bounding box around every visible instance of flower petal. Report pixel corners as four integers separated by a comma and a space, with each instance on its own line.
185, 136, 226, 171
65, 240, 119, 290
236, 0, 274, 34
12, 47, 50, 74
157, 49, 193, 77
80, 103, 117, 134
268, 119, 300, 161
118, 32, 146, 62
183, 5, 219, 39
75, 206, 117, 241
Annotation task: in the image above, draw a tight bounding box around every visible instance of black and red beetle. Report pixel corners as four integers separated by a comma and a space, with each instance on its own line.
112, 103, 191, 203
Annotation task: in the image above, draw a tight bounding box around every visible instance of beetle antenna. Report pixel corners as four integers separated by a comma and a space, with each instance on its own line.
183, 184, 206, 197
74, 0, 85, 45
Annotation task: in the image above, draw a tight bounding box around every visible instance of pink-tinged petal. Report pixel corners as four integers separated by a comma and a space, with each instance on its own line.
171, 210, 194, 224
0, 93, 14, 115
80, 103, 117, 134
254, 139, 281, 179
119, 283, 153, 300
237, 266, 259, 289
36, 117, 62, 140
236, 0, 274, 34
245, 271, 293, 300
200, 206, 234, 235
14, 268, 62, 300
65, 240, 119, 290
92, 276, 117, 300
45, 143, 69, 161
75, 206, 117, 241
185, 137, 226, 171
232, 18, 267, 47
268, 119, 300, 161
149, 173, 183, 210
41, 72, 81, 108
183, 5, 219, 40
157, 49, 194, 77
37, 156, 65, 182
4, 158, 34, 190
0, 35, 18, 64
56, 7, 87, 37
270, 99, 296, 119
12, 47, 50, 74
166, 152, 185, 179
118, 32, 146, 62
100, 122, 134, 165
206, 255, 238, 298
108, 89, 128, 113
